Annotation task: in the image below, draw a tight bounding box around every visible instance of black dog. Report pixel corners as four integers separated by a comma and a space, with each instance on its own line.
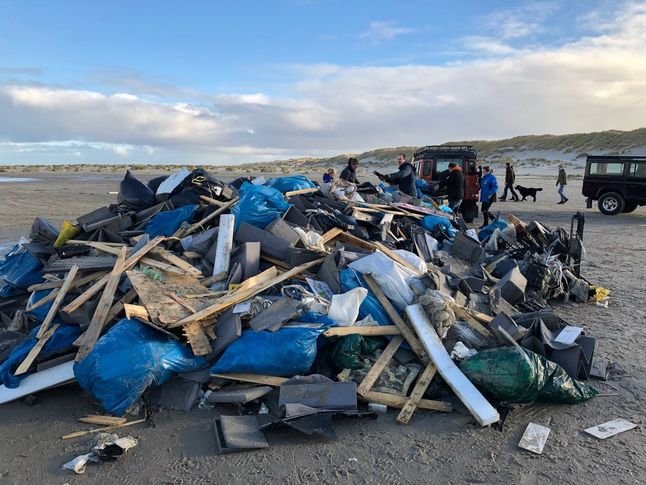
515, 185, 543, 202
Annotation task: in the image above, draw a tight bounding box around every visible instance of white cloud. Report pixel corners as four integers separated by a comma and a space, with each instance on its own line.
359, 21, 416, 42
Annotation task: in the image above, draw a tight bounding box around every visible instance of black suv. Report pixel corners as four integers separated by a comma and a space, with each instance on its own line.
583, 155, 646, 215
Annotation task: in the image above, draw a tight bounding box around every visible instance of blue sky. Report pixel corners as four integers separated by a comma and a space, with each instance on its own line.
0, 0, 645, 164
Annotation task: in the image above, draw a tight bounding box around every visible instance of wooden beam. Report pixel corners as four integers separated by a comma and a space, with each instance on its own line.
356, 336, 404, 397
405, 304, 499, 426
123, 303, 150, 321
62, 416, 147, 440
323, 325, 401, 337
26, 271, 106, 312
151, 248, 203, 278
284, 187, 320, 197
362, 391, 452, 413
14, 324, 60, 375
210, 373, 287, 387
362, 274, 430, 364
396, 361, 438, 424
75, 247, 127, 362
78, 415, 127, 426
169, 258, 324, 328
235, 266, 278, 292
36, 265, 79, 338
62, 236, 163, 314
321, 227, 343, 244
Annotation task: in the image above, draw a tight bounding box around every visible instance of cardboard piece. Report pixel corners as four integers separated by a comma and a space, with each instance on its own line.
518, 423, 551, 454
584, 419, 637, 439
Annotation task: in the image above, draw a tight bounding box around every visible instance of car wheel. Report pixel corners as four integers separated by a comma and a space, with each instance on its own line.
622, 201, 638, 213
598, 192, 625, 215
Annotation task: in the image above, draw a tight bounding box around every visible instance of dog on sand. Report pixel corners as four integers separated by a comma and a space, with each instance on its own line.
515, 185, 543, 202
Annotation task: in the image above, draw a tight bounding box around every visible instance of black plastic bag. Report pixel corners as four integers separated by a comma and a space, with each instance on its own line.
117, 171, 156, 211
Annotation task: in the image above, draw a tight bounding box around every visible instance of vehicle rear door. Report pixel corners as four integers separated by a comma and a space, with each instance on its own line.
627, 162, 646, 202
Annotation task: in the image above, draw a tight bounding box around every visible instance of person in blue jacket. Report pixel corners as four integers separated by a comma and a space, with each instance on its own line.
479, 165, 498, 228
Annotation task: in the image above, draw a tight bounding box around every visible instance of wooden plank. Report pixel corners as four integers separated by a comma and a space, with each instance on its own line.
124, 303, 150, 321
363, 274, 430, 364
323, 325, 401, 337
75, 247, 128, 362
62, 416, 147, 440
152, 248, 203, 278
374, 242, 423, 276
170, 258, 324, 328
236, 266, 278, 292
284, 187, 320, 197
75, 241, 185, 275
26, 271, 107, 312
451, 305, 495, 339
362, 391, 452, 413
356, 336, 404, 397
396, 361, 438, 424
78, 416, 127, 426
62, 236, 163, 314
406, 304, 499, 426
336, 231, 377, 251
14, 324, 60, 375
321, 227, 343, 244
36, 265, 79, 338
182, 320, 212, 356
180, 197, 239, 238
210, 373, 287, 387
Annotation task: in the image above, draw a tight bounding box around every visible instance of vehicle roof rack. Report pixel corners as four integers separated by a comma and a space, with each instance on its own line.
414, 145, 477, 158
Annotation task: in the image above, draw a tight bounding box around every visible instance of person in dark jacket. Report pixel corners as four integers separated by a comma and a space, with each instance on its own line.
382, 153, 417, 197
500, 162, 519, 201
479, 166, 498, 228
340, 157, 359, 184
442, 162, 464, 212
556, 164, 568, 204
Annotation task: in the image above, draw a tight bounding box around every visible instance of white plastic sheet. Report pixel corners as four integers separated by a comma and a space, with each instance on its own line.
327, 287, 368, 325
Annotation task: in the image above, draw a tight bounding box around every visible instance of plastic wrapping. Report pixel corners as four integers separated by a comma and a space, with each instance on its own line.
231, 182, 291, 230
211, 326, 325, 377
117, 171, 156, 211
460, 346, 599, 404
145, 204, 198, 238
266, 175, 316, 193
74, 319, 208, 415
0, 244, 44, 297
327, 287, 368, 325
0, 324, 81, 388
421, 215, 457, 238
339, 269, 391, 325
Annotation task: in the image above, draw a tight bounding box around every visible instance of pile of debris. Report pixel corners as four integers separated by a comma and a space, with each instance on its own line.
0, 168, 611, 458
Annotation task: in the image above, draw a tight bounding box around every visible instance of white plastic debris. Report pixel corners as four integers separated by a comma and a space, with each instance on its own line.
450, 342, 477, 360
62, 434, 138, 475
327, 287, 368, 326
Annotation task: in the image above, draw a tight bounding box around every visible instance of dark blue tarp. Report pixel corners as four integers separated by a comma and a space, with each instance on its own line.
145, 204, 198, 238
231, 182, 291, 230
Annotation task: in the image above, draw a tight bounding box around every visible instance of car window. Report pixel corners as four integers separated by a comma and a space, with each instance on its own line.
629, 162, 646, 177
589, 162, 624, 176
423, 161, 432, 176
435, 158, 462, 172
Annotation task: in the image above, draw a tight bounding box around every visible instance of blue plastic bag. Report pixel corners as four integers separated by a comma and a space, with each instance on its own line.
231, 182, 291, 230
266, 175, 316, 193
0, 245, 44, 296
477, 218, 509, 241
25, 289, 63, 324
74, 319, 208, 415
339, 269, 390, 325
0, 324, 81, 388
211, 326, 325, 377
421, 214, 457, 238
145, 204, 198, 238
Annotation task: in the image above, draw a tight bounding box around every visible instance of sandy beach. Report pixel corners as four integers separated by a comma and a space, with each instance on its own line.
0, 169, 645, 484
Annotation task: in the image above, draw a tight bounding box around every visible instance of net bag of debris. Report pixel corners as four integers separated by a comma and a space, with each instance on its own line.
211, 326, 326, 377
266, 175, 316, 193
459, 346, 598, 404
74, 319, 208, 416
231, 182, 291, 230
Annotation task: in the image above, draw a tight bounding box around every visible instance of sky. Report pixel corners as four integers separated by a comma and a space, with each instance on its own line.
0, 0, 645, 165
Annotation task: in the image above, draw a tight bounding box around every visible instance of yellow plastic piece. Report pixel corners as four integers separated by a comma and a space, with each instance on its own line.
53, 220, 80, 248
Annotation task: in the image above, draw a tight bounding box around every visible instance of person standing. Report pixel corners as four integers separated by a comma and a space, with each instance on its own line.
556, 164, 568, 204
443, 162, 464, 212
479, 166, 498, 228
340, 157, 359, 184
381, 153, 417, 197
500, 162, 519, 201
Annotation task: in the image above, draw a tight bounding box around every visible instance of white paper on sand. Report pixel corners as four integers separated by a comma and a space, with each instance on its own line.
554, 325, 583, 344
584, 419, 638, 439
518, 423, 551, 454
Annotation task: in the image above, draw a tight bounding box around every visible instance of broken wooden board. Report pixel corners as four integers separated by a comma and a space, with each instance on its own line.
406, 304, 500, 426
170, 258, 324, 328
323, 325, 401, 337
357, 336, 404, 397
127, 270, 211, 327
151, 248, 203, 278
584, 419, 638, 439
14, 324, 60, 376
361, 391, 452, 413
235, 266, 278, 292
75, 247, 127, 362
518, 423, 551, 454
182, 321, 212, 356
26, 270, 107, 312
36, 264, 79, 338
78, 415, 127, 426
124, 303, 150, 321
396, 361, 438, 425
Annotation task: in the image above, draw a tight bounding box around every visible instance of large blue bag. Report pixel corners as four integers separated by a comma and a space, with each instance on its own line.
0, 324, 81, 388
145, 204, 198, 238
421, 214, 457, 238
0, 245, 44, 297
266, 175, 316, 193
339, 269, 391, 325
74, 319, 208, 415
231, 182, 291, 230
211, 326, 325, 377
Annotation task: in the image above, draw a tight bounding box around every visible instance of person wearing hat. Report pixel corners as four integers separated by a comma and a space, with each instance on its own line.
556, 164, 568, 204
